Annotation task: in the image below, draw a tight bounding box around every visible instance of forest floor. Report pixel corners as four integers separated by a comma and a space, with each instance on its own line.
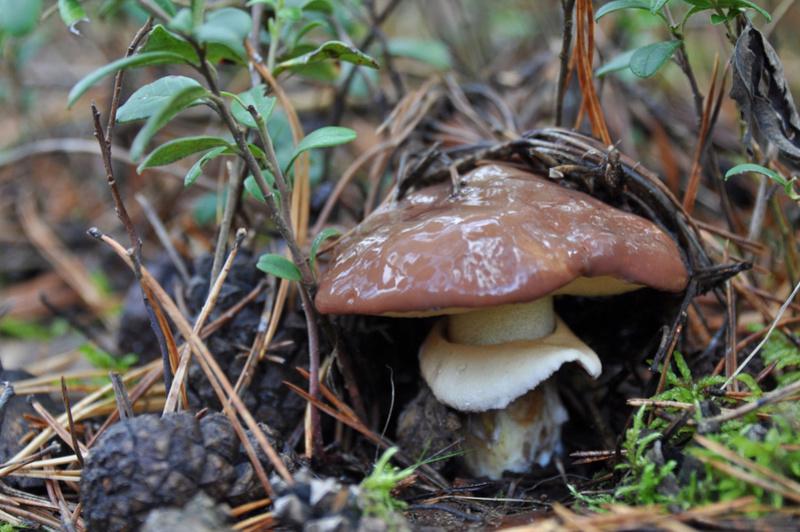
1, 1, 799, 530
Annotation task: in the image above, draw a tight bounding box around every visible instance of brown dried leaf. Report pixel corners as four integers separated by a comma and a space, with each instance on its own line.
730, 25, 800, 163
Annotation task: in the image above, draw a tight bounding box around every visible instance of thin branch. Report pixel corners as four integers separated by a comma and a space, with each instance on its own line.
721, 279, 800, 390
209, 160, 245, 286
682, 54, 721, 215
247, 105, 296, 239
163, 228, 247, 415
106, 18, 154, 142
664, 6, 704, 124
135, 193, 191, 286
328, 0, 402, 126
60, 378, 84, 468
249, 2, 265, 86
298, 287, 322, 457
91, 103, 173, 394
232, 280, 283, 397
109, 372, 134, 420
86, 364, 164, 448
204, 90, 312, 285
555, 0, 576, 127
225, 95, 326, 456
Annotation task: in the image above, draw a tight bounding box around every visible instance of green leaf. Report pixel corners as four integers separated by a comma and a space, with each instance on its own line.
192, 192, 220, 226
293, 21, 325, 47
0, 316, 56, 340
310, 227, 340, 272
282, 58, 338, 82
734, 373, 762, 395
718, 0, 771, 21
168, 8, 194, 33
117, 76, 202, 123
194, 7, 252, 63
152, 0, 177, 17
140, 24, 198, 62
274, 40, 379, 75
230, 85, 276, 129
596, 49, 637, 77
672, 352, 692, 383
725, 163, 799, 200
387, 38, 452, 70
191, 0, 205, 28
246, 143, 267, 162
710, 13, 728, 24
138, 136, 232, 172
285, 126, 356, 172
629, 40, 680, 78
79, 343, 138, 371
278, 6, 303, 21
725, 163, 784, 184
0, 0, 42, 36
595, 0, 651, 20
142, 23, 244, 65
68, 51, 190, 107
130, 85, 210, 161
649, 0, 671, 12
184, 146, 228, 186
303, 0, 334, 14
58, 0, 88, 32
256, 253, 302, 281
244, 175, 266, 203
244, 171, 279, 204
682, 1, 713, 8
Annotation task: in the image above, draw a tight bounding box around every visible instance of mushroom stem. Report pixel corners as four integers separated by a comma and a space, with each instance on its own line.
463, 379, 567, 478
447, 297, 555, 345
419, 301, 602, 479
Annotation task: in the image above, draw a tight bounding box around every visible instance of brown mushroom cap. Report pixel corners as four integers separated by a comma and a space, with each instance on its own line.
315, 164, 688, 315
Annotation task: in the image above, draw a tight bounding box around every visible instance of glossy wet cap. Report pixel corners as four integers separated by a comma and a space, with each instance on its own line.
315, 164, 688, 315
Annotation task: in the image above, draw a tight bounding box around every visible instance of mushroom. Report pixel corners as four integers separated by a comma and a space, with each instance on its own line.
315, 164, 688, 478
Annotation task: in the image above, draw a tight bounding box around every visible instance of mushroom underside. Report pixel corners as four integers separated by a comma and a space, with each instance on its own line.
419, 297, 603, 478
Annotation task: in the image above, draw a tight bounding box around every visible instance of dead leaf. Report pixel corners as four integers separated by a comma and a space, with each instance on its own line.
730, 25, 800, 164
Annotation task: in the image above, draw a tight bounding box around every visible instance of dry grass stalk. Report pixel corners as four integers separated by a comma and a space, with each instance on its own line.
163, 228, 246, 414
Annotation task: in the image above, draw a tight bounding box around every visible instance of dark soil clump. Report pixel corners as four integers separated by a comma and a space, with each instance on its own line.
0, 370, 59, 490
116, 251, 308, 436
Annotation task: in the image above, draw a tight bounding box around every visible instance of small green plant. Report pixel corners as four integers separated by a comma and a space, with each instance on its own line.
567, 483, 614, 510
66, 0, 377, 289
0, 316, 68, 340
644, 352, 758, 438
653, 352, 760, 409
759, 331, 800, 385
655, 352, 727, 402
359, 447, 415, 524
570, 350, 790, 510
79, 343, 138, 372
569, 406, 679, 509
595, 0, 770, 78
725, 164, 800, 201
613, 405, 678, 505
684, 409, 800, 506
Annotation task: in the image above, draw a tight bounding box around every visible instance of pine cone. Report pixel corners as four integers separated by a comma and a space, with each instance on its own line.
81, 412, 290, 531
81, 413, 297, 530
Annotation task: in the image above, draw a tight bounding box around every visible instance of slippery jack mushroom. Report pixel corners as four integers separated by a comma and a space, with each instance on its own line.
316, 164, 688, 479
